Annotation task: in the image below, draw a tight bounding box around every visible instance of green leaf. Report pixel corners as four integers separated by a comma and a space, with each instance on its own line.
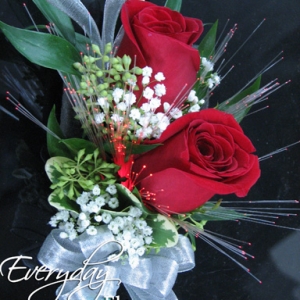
165, 0, 182, 11
33, 0, 75, 44
48, 191, 80, 213
127, 143, 162, 155
75, 33, 92, 54
115, 184, 150, 214
146, 214, 178, 248
78, 179, 94, 190
45, 156, 74, 182
61, 138, 97, 157
0, 21, 81, 75
104, 141, 162, 160
198, 20, 218, 59
187, 232, 196, 251
218, 75, 262, 122
47, 106, 71, 157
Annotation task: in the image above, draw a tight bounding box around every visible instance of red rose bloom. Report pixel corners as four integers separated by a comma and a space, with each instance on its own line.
117, 0, 203, 110
132, 109, 260, 213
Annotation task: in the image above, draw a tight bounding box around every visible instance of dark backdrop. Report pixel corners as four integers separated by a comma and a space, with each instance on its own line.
0, 0, 300, 299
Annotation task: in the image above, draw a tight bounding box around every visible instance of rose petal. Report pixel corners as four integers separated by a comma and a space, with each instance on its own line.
139, 168, 215, 213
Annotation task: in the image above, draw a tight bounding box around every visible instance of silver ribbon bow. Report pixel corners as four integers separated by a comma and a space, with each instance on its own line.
38, 226, 195, 300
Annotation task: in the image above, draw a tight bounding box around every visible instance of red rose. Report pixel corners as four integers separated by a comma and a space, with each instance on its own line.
117, 0, 203, 110
132, 109, 260, 213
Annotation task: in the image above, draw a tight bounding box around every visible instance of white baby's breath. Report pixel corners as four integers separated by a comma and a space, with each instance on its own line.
106, 184, 117, 195
129, 108, 141, 120
189, 103, 201, 112
154, 72, 165, 82
94, 215, 102, 222
142, 66, 153, 77
112, 88, 124, 103
102, 212, 113, 224
154, 84, 166, 97
95, 112, 105, 124
201, 57, 214, 72
56, 211, 69, 222
149, 97, 161, 110
143, 87, 154, 100
108, 197, 119, 209
128, 207, 143, 218
117, 102, 127, 111
142, 76, 150, 85
86, 226, 97, 236
124, 92, 136, 105
92, 185, 101, 196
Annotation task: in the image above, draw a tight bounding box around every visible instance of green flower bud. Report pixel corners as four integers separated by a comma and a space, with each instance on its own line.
103, 55, 110, 63
122, 55, 132, 70
122, 72, 131, 82
114, 64, 125, 72
88, 87, 94, 94
90, 74, 97, 82
100, 90, 108, 97
88, 56, 96, 64
96, 70, 104, 77
78, 66, 86, 73
83, 55, 89, 63
110, 57, 119, 65
91, 64, 100, 71
104, 43, 112, 54
97, 83, 105, 91
114, 74, 121, 81
106, 94, 113, 101
130, 74, 137, 82
80, 82, 88, 89
133, 67, 143, 75
92, 44, 101, 55
73, 62, 82, 69
109, 68, 118, 76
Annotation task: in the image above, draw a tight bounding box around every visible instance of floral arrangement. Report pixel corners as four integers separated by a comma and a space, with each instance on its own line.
0, 0, 298, 299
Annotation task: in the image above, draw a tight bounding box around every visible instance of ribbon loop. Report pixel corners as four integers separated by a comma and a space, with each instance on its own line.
38, 229, 86, 272
38, 226, 195, 299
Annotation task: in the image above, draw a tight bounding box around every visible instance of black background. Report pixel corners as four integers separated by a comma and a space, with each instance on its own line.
0, 0, 300, 299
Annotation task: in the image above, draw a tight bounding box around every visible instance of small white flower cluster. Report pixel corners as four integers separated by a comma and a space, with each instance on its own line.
186, 90, 206, 112
122, 66, 170, 139
49, 184, 119, 240
200, 57, 221, 89
106, 206, 153, 269
49, 185, 153, 268
94, 64, 216, 139
201, 57, 214, 74
94, 66, 172, 139
207, 73, 221, 89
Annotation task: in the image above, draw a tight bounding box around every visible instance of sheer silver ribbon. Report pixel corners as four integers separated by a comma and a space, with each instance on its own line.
47, 0, 126, 52
47, 0, 102, 47
38, 226, 195, 299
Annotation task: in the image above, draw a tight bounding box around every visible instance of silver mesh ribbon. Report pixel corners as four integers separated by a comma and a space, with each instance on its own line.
102, 0, 126, 47
47, 0, 126, 52
47, 0, 102, 47
38, 226, 195, 299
